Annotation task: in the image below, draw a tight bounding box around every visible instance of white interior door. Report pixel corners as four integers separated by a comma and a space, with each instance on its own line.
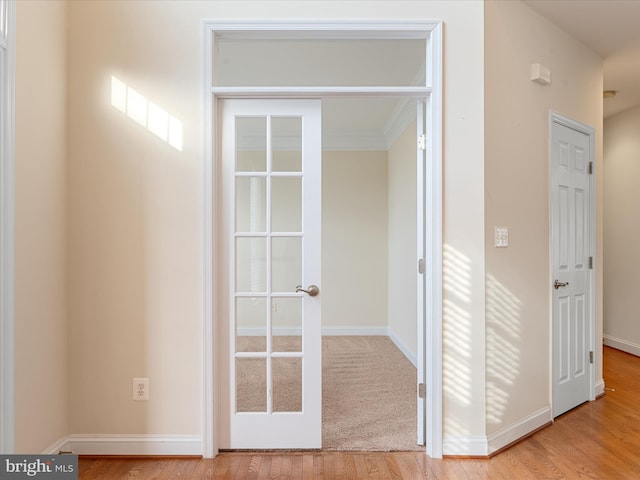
221, 99, 322, 448
551, 118, 592, 417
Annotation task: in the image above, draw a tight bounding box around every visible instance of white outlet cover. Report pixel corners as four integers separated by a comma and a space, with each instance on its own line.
133, 377, 149, 401
495, 226, 509, 248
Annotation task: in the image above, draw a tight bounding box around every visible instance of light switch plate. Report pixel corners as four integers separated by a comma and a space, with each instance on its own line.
495, 226, 509, 248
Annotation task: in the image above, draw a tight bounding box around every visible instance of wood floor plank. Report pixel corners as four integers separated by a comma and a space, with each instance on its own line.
331, 452, 346, 480
301, 454, 314, 480
77, 346, 640, 479
313, 454, 324, 479
289, 455, 303, 479
382, 453, 403, 480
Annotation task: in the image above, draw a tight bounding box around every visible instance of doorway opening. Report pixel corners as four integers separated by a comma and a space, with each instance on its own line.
320, 96, 423, 451
203, 21, 443, 458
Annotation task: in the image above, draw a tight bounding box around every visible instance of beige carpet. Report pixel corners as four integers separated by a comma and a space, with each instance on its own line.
235, 335, 421, 451
322, 336, 421, 451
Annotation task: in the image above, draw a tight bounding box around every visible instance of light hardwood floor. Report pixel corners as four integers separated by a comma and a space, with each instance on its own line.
78, 346, 640, 479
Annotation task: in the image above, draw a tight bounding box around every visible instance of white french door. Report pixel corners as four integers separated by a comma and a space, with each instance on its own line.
550, 116, 593, 417
221, 99, 322, 448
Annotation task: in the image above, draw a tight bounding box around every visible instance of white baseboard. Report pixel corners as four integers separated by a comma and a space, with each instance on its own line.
237, 327, 301, 336
595, 378, 605, 398
487, 406, 552, 455
387, 328, 417, 367
321, 326, 388, 336
45, 435, 202, 456
443, 406, 552, 457
442, 435, 488, 457
43, 436, 71, 455
603, 334, 640, 357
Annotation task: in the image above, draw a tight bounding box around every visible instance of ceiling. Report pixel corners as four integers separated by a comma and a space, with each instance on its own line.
523, 0, 640, 118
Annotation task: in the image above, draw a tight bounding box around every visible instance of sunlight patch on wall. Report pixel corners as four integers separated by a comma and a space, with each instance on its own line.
110, 76, 183, 151
442, 244, 474, 436
486, 274, 522, 426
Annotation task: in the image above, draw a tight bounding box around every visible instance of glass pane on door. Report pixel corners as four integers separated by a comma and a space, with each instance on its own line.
233, 113, 306, 418
236, 176, 266, 232
272, 117, 302, 172
272, 358, 302, 412
236, 297, 266, 353
236, 237, 266, 292
271, 237, 302, 293
272, 177, 301, 232
272, 297, 302, 352
236, 358, 266, 412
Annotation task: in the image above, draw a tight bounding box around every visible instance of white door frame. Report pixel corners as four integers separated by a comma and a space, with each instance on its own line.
0, 0, 16, 455
202, 20, 443, 458
548, 112, 597, 413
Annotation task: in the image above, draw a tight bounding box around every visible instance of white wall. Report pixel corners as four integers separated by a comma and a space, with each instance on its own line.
322, 151, 388, 331
484, 0, 603, 442
603, 105, 640, 354
14, 0, 68, 453
387, 120, 417, 360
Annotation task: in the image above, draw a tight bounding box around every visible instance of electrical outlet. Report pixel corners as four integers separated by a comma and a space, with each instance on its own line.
133, 377, 149, 401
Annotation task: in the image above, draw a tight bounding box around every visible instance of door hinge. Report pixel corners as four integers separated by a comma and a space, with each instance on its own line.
418, 134, 426, 150
589, 351, 594, 364
418, 258, 425, 274
588, 162, 593, 174
588, 256, 593, 269
418, 383, 426, 399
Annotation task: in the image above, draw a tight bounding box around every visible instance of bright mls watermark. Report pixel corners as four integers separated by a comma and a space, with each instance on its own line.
0, 455, 77, 479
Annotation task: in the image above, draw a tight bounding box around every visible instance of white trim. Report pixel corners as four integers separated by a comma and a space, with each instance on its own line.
442, 436, 488, 457
603, 334, 640, 357
487, 406, 552, 455
42, 436, 70, 456
549, 112, 597, 414
321, 326, 388, 337
202, 20, 444, 459
387, 328, 417, 368
424, 21, 443, 459
416, 99, 426, 446
47, 435, 202, 456
238, 326, 391, 337
212, 86, 430, 98
201, 19, 216, 459
209, 20, 440, 39
0, 0, 15, 455
595, 378, 605, 398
